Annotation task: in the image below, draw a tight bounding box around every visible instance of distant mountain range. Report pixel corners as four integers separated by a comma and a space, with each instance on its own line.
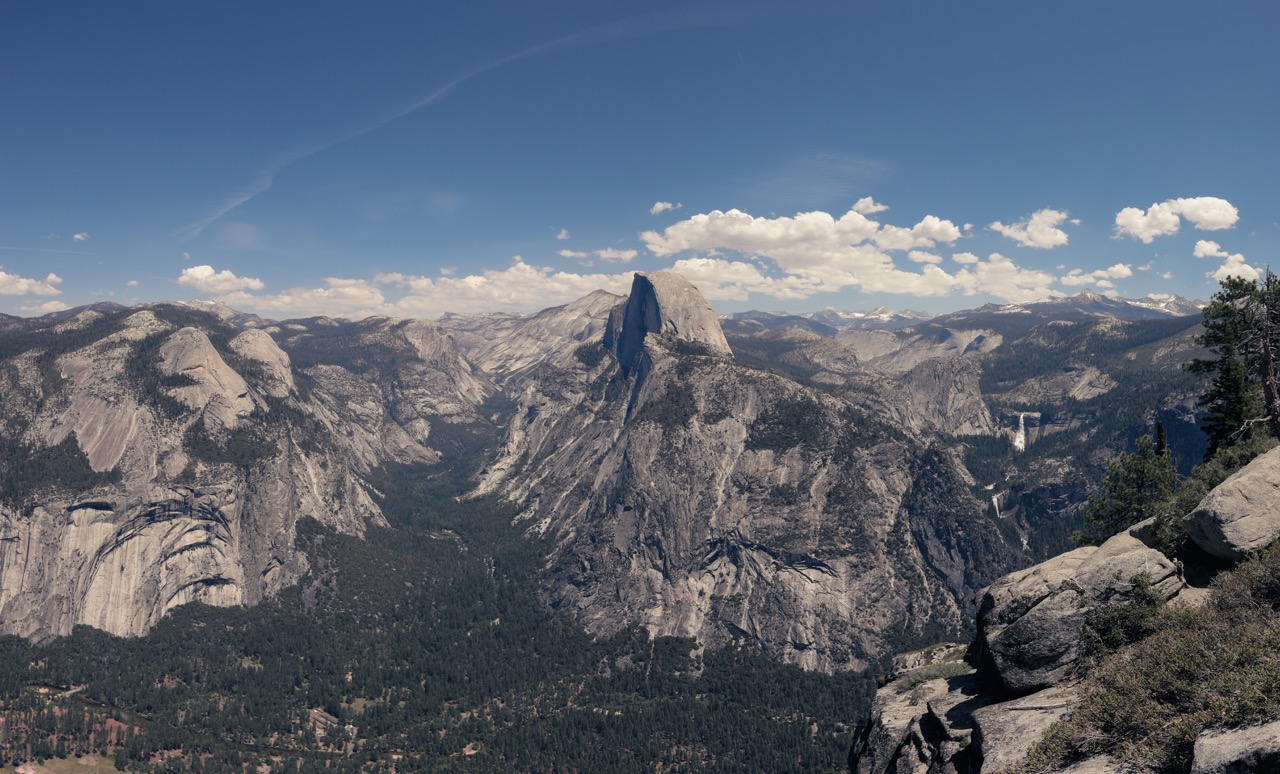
723, 289, 1202, 336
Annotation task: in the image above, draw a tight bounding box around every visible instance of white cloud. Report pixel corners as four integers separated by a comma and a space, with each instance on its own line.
1060, 263, 1134, 287
1192, 241, 1259, 283
650, 201, 683, 216
952, 252, 980, 264
1193, 239, 1227, 258
126, 280, 139, 287
219, 259, 636, 319
988, 208, 1071, 249
19, 300, 69, 315
556, 228, 571, 240
873, 215, 963, 250
642, 206, 1048, 302
72, 232, 89, 242
221, 277, 386, 317
0, 270, 62, 296
558, 249, 590, 259
852, 196, 888, 215
376, 259, 635, 317
907, 250, 942, 264
182, 251, 192, 261
19, 300, 69, 314
177, 265, 265, 293
1212, 253, 1259, 283
594, 248, 637, 263
1115, 197, 1239, 243
1161, 272, 1173, 280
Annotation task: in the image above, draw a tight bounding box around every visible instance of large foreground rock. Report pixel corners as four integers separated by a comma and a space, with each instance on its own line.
970, 682, 1079, 772
973, 528, 1182, 695
1185, 445, 1280, 561
1191, 719, 1280, 774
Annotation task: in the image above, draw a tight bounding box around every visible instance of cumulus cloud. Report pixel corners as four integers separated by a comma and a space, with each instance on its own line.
0, 270, 62, 296
216, 259, 636, 319
594, 248, 637, 263
650, 201, 682, 216
873, 215, 963, 250
1060, 263, 1133, 287
1212, 254, 1259, 283
1193, 239, 1227, 258
1192, 240, 1259, 283
72, 232, 89, 242
19, 300, 70, 314
952, 252, 980, 264
177, 265, 265, 293
988, 208, 1072, 249
220, 277, 386, 316
558, 249, 589, 259
556, 228, 571, 240
1114, 197, 1239, 243
852, 196, 888, 215
907, 250, 943, 264
126, 280, 139, 287
641, 206, 1048, 302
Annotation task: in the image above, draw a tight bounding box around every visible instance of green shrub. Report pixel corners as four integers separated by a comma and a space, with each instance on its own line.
1017, 543, 1280, 773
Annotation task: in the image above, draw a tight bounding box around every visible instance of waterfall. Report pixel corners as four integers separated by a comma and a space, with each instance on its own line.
1012, 412, 1026, 452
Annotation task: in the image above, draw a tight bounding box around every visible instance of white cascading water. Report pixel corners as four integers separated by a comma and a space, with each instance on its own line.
1012, 412, 1026, 452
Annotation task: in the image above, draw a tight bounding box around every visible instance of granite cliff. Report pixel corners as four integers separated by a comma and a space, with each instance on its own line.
0, 305, 488, 641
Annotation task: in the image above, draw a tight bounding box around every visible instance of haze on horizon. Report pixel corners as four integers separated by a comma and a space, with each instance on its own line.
2, 1, 1276, 319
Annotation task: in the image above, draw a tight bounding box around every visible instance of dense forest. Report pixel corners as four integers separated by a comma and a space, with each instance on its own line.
0, 432, 876, 772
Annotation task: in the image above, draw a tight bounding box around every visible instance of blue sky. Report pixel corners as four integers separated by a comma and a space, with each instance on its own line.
3, 1, 1278, 318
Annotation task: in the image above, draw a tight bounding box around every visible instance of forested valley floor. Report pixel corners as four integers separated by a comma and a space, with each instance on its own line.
0, 441, 876, 773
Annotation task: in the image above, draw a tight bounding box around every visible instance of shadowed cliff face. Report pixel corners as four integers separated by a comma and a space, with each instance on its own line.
479, 278, 1028, 672
605, 271, 732, 372
0, 305, 490, 641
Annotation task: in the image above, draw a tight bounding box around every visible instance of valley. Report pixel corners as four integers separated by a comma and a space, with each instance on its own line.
0, 273, 1216, 771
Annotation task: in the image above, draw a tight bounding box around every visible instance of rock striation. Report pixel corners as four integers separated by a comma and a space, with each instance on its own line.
0, 305, 490, 641
604, 271, 731, 371
480, 279, 1027, 671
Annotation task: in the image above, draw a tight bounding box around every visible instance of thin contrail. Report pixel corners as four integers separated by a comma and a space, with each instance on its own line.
179, 7, 786, 238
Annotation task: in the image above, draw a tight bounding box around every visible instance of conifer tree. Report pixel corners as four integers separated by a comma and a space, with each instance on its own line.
1078, 434, 1176, 544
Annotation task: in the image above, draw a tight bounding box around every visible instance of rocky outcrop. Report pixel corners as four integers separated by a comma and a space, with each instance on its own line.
604, 271, 731, 370
973, 527, 1182, 696
0, 304, 488, 641
159, 327, 255, 430
1185, 445, 1280, 561
230, 329, 295, 397
970, 683, 1081, 773
481, 282, 1027, 671
451, 289, 622, 380
1191, 719, 1280, 774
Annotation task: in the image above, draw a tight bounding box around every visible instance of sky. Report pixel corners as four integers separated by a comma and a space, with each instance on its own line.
3, 1, 1279, 319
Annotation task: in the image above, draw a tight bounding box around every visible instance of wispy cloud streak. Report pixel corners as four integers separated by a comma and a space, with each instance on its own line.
180, 7, 785, 237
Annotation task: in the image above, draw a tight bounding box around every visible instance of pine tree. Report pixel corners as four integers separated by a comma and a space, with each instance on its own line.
1188, 271, 1280, 456
1078, 434, 1177, 544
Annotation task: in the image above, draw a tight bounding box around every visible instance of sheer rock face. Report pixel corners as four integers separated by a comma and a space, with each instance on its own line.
230, 329, 295, 397
480, 281, 1026, 672
159, 327, 255, 430
0, 306, 487, 641
1185, 445, 1280, 561
605, 271, 731, 370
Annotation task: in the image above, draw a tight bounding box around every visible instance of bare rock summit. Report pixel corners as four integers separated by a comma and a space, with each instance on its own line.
606, 271, 731, 369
